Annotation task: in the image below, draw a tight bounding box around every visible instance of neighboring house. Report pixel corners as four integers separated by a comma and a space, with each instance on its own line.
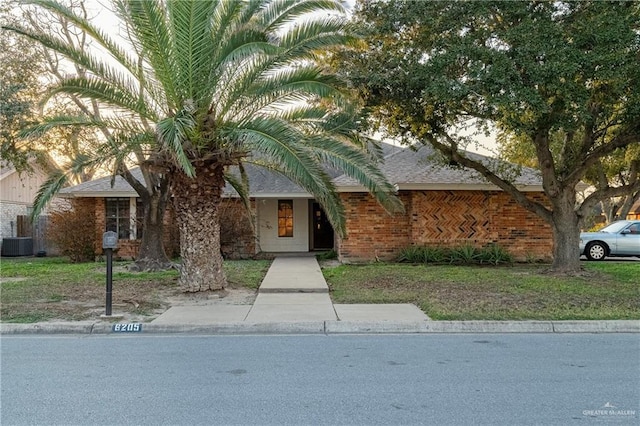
628, 199, 640, 220
58, 143, 554, 262
0, 158, 56, 240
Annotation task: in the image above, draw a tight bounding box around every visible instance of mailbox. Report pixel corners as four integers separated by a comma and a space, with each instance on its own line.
102, 231, 118, 249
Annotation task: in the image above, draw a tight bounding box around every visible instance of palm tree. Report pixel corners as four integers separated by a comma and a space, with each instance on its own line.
6, 0, 401, 291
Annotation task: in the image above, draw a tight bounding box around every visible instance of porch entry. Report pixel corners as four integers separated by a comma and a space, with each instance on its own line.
310, 201, 334, 250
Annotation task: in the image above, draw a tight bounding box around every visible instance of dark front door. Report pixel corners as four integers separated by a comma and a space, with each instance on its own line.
311, 202, 334, 250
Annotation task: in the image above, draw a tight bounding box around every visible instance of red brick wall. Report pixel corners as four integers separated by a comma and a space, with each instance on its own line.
488, 192, 553, 260
337, 192, 412, 261
338, 190, 553, 262
77, 197, 253, 260
91, 198, 137, 259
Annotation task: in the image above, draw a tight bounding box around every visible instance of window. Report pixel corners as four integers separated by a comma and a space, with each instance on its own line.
105, 198, 132, 239
278, 200, 293, 237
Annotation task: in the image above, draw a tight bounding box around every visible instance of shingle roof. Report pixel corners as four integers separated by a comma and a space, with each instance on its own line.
58, 164, 312, 197
59, 142, 543, 197
59, 168, 145, 196
223, 164, 308, 197
334, 143, 542, 189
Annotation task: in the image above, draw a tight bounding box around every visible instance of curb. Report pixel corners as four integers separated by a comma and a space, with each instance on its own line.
1, 320, 638, 335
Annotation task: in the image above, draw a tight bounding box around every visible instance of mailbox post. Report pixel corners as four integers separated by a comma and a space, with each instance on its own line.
102, 231, 118, 316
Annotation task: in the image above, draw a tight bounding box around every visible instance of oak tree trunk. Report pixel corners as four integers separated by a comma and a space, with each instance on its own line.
171, 162, 227, 292
549, 197, 582, 274
131, 191, 173, 272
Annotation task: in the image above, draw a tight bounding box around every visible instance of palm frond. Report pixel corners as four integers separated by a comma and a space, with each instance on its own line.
2, 24, 144, 111
278, 17, 350, 55
168, 0, 217, 104
31, 169, 69, 221
258, 65, 343, 96
21, 0, 140, 76
156, 111, 196, 177
231, 117, 347, 235
122, 0, 179, 107
257, 0, 345, 33
18, 115, 152, 148
43, 77, 152, 119
30, 153, 107, 220
223, 163, 256, 233
308, 135, 404, 214
18, 115, 94, 139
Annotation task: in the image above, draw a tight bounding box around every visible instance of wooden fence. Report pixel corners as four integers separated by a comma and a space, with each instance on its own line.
16, 215, 51, 254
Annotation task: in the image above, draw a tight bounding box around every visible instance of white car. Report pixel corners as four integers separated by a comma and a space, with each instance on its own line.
579, 220, 640, 260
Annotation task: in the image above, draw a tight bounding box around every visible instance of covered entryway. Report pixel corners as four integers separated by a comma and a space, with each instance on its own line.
310, 201, 334, 250
255, 198, 334, 253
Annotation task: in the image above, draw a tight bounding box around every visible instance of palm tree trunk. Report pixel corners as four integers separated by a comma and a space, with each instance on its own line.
171, 162, 227, 292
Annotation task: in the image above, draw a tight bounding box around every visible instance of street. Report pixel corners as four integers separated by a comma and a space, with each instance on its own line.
1, 334, 638, 425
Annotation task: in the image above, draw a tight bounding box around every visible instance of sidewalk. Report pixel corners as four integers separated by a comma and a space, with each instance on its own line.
1, 256, 638, 335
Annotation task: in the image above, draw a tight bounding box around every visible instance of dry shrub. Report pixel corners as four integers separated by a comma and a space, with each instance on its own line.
219, 199, 255, 259
47, 202, 96, 262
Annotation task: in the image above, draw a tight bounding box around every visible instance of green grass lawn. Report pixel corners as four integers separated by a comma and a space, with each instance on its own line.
0, 257, 270, 323
2, 256, 638, 322
322, 261, 640, 320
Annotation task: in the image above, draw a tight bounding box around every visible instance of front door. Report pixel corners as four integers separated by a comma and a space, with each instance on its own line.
311, 202, 334, 250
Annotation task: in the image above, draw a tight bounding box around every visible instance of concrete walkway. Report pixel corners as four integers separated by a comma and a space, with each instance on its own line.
151, 256, 429, 325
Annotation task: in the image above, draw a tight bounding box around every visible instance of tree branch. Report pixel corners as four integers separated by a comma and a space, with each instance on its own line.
427, 132, 553, 223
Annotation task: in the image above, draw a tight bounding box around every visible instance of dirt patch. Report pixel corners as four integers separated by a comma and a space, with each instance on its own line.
84, 287, 258, 323
0, 277, 27, 284
2, 278, 256, 324
1, 258, 269, 324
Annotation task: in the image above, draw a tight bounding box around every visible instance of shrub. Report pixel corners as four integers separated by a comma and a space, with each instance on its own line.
478, 243, 514, 265
422, 246, 448, 263
449, 243, 480, 264
397, 246, 425, 263
397, 246, 447, 263
316, 249, 337, 260
47, 203, 96, 262
219, 199, 255, 259
398, 243, 514, 265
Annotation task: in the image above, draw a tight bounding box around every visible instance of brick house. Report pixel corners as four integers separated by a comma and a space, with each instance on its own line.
628, 199, 640, 220
57, 143, 554, 262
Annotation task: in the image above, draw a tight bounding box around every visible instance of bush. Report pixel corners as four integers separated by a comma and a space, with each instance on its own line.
397, 245, 448, 263
219, 199, 255, 259
398, 246, 447, 263
449, 243, 480, 264
316, 250, 337, 260
397, 246, 425, 263
398, 243, 513, 265
47, 203, 96, 262
478, 243, 514, 265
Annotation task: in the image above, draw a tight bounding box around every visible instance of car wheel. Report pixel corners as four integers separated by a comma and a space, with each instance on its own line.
585, 242, 607, 261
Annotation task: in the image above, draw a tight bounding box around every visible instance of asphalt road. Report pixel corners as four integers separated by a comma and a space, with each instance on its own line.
2, 334, 638, 425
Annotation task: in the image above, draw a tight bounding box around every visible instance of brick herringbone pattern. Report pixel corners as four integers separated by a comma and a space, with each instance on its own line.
410, 191, 493, 242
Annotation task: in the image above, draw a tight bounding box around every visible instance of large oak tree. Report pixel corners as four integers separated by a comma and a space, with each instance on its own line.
343, 0, 640, 272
